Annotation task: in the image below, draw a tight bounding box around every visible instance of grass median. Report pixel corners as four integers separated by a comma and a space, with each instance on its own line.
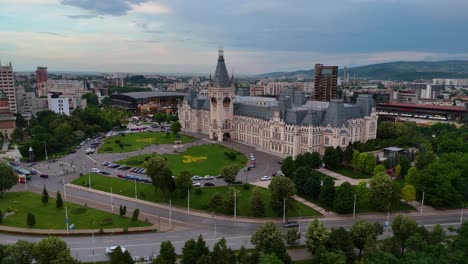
0, 192, 151, 229
117, 144, 248, 176
98, 132, 196, 153
72, 174, 321, 218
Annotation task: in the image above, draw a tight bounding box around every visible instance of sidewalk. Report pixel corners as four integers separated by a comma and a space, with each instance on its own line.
317, 167, 368, 186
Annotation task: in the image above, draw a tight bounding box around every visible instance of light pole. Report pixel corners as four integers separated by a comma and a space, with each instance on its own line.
187, 189, 190, 214
234, 191, 237, 220
65, 206, 69, 235
88, 171, 91, 189
44, 141, 48, 161
460, 201, 465, 227
169, 199, 172, 226
134, 178, 137, 199
283, 197, 286, 224
111, 187, 114, 211
420, 191, 425, 215
63, 176, 66, 200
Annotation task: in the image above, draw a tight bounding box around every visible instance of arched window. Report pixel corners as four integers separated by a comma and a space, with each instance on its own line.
222, 97, 231, 107
325, 137, 330, 145
342, 138, 345, 145
211, 97, 217, 107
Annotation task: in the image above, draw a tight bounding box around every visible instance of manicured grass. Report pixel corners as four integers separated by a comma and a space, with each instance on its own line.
0, 192, 151, 229
72, 174, 321, 218
117, 144, 248, 176
330, 165, 372, 179
98, 132, 196, 153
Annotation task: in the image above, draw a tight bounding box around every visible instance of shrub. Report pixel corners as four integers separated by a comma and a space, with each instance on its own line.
114, 139, 121, 144
99, 218, 114, 226
224, 152, 237, 160
71, 207, 87, 214
243, 183, 250, 190
195, 188, 202, 195
132, 209, 140, 221
27, 212, 36, 227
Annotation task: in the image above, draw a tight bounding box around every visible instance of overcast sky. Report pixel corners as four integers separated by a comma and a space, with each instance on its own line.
1, 0, 467, 74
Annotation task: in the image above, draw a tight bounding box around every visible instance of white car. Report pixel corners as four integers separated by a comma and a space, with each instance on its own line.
105, 246, 127, 255
261, 176, 272, 181
91, 168, 100, 173
192, 175, 203, 180
276, 170, 284, 176
203, 175, 214, 180
192, 182, 201, 187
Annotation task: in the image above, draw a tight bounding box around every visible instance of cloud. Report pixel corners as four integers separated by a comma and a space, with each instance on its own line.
66, 14, 97, 19
60, 0, 147, 16
130, 2, 170, 14
39, 32, 66, 37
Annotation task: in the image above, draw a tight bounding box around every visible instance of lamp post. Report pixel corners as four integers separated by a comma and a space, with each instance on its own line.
353, 193, 357, 219
460, 201, 465, 227
420, 191, 425, 215
43, 141, 48, 161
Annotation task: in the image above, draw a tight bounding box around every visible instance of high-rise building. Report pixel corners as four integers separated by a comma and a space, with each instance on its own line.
313, 64, 338, 101
0, 91, 16, 139
0, 62, 17, 113
36, 66, 48, 96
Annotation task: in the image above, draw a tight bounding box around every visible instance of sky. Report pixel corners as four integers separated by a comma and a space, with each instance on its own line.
1, 0, 468, 74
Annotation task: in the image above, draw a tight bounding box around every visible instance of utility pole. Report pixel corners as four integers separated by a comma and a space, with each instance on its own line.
134, 178, 137, 199
169, 199, 172, 226
420, 191, 425, 215
44, 141, 48, 161
353, 193, 356, 219
283, 197, 286, 224
88, 171, 91, 189
187, 189, 190, 214
65, 206, 69, 235
234, 191, 237, 220
386, 211, 390, 233
63, 176, 66, 200
111, 187, 114, 211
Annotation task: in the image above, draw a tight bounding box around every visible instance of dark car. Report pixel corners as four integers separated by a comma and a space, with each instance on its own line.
283, 221, 299, 228
203, 182, 215, 187
232, 181, 243, 185
40, 174, 49, 178
100, 170, 111, 175
30, 170, 38, 175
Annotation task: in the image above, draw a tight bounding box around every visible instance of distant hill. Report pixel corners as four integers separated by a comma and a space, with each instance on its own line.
258, 60, 468, 81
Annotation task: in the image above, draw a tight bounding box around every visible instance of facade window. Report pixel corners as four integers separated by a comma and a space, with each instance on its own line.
325, 137, 329, 145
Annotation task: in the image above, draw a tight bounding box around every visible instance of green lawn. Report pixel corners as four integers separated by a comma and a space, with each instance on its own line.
117, 144, 248, 176
98, 132, 196, 153
72, 174, 321, 218
330, 166, 372, 179
0, 192, 151, 229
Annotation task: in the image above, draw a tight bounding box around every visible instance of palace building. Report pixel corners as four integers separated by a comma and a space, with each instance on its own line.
178, 50, 378, 157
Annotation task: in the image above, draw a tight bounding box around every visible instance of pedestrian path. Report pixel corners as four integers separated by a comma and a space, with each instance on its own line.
1, 140, 8, 152
317, 167, 368, 186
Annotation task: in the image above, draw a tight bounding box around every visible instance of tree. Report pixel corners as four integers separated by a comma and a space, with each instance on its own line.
221, 165, 238, 185
194, 235, 209, 260
0, 164, 17, 196
293, 166, 309, 195
368, 172, 396, 212
251, 222, 291, 263
319, 177, 335, 209
2, 240, 35, 264
132, 208, 140, 221
326, 227, 353, 259
0, 210, 2, 224
110, 246, 134, 264
284, 228, 301, 246
119, 205, 124, 216
373, 164, 386, 176
154, 241, 176, 264
401, 185, 416, 203
398, 156, 411, 177
27, 213, 35, 227
81, 93, 99, 106
181, 239, 197, 264
391, 215, 419, 254
405, 167, 418, 186
318, 250, 346, 264
250, 187, 265, 217
145, 156, 175, 200
176, 171, 193, 199
304, 171, 321, 199
281, 156, 296, 178
154, 112, 167, 123
343, 145, 354, 164
268, 176, 296, 216
333, 182, 355, 213
394, 164, 401, 178
56, 191, 63, 209
33, 236, 76, 264
211, 238, 236, 264
41, 185, 49, 205
355, 181, 370, 207
350, 220, 378, 257
323, 147, 340, 169
209, 193, 223, 211
223, 187, 240, 214
259, 254, 282, 264
170, 121, 181, 135
196, 254, 211, 264
305, 219, 330, 254
123, 205, 127, 215
310, 152, 322, 169
428, 224, 446, 245
11, 128, 24, 142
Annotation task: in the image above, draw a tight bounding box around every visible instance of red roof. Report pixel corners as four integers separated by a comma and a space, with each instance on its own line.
379, 103, 466, 112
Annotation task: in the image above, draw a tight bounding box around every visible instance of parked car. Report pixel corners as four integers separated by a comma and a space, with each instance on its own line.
215, 175, 223, 178
250, 157, 256, 161
204, 182, 215, 187
192, 175, 203, 180
101, 161, 110, 166
193, 182, 201, 187
39, 174, 49, 178
203, 175, 214, 180
105, 246, 127, 255
143, 178, 152, 183
27, 163, 36, 167
135, 176, 144, 182
125, 175, 136, 180
117, 173, 125, 178
30, 170, 38, 175
283, 221, 299, 228
261, 175, 272, 181
249, 153, 254, 158
100, 170, 111, 175
276, 170, 284, 176
91, 168, 100, 173
232, 181, 243, 185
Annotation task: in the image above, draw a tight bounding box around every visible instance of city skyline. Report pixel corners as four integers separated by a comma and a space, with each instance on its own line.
1, 0, 468, 74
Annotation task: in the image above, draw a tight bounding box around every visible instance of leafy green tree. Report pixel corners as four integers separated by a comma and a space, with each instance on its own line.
394, 164, 401, 178
374, 164, 386, 176
368, 172, 396, 212
1, 240, 35, 264
132, 208, 139, 221
56, 191, 63, 209
250, 187, 265, 217
333, 182, 355, 213
81, 93, 99, 106
181, 239, 197, 264
251, 222, 291, 263
154, 241, 176, 264
323, 147, 340, 169
401, 185, 416, 203
318, 250, 346, 264
195, 235, 209, 260
350, 220, 378, 257
27, 213, 35, 227
195, 254, 211, 264
415, 147, 436, 170
259, 254, 282, 264
154, 112, 167, 123
0, 164, 17, 196
343, 145, 354, 164
110, 246, 134, 264
355, 181, 370, 207
391, 215, 419, 254
223, 187, 240, 214
310, 152, 322, 169
281, 156, 296, 178
404, 167, 418, 186
119, 205, 124, 216
209, 193, 223, 211
284, 228, 301, 246
364, 153, 377, 174
11, 128, 24, 142
170, 121, 181, 135
306, 219, 330, 254
428, 224, 446, 245
326, 227, 353, 260
236, 246, 250, 264
33, 236, 76, 264
41, 185, 49, 205
293, 166, 309, 195
360, 250, 398, 263
211, 238, 236, 264
268, 176, 296, 216
398, 156, 411, 177
175, 171, 193, 198
304, 171, 321, 199
145, 156, 175, 200
319, 177, 335, 209
221, 165, 238, 185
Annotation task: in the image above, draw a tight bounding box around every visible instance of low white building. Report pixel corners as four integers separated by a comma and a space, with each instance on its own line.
48, 94, 70, 115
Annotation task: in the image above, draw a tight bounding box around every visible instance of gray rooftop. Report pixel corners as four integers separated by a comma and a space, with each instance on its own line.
120, 92, 186, 100
212, 49, 231, 88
